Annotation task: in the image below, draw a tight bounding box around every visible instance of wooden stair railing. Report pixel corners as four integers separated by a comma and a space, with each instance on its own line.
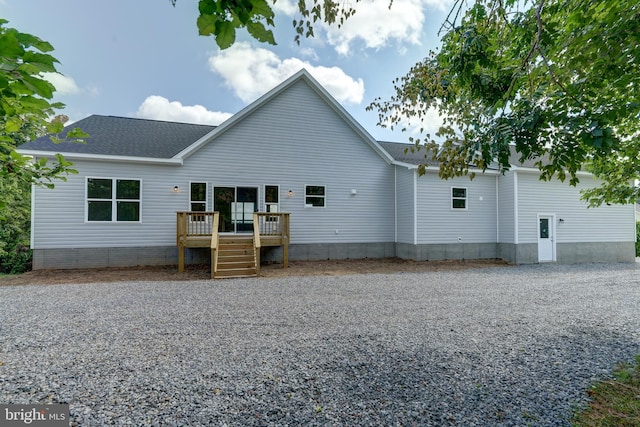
253, 213, 261, 276
210, 212, 220, 279
178, 211, 288, 278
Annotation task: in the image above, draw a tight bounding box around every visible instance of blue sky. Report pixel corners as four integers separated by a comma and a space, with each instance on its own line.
1, 0, 450, 141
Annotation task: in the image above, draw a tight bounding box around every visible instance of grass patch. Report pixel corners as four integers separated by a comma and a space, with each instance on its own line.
572, 355, 640, 426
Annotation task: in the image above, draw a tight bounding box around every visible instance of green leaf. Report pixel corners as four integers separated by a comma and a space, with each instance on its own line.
215, 20, 236, 49
20, 75, 55, 99
65, 128, 90, 140
15, 95, 50, 112
250, 0, 275, 20
15, 31, 54, 52
4, 117, 22, 132
247, 21, 276, 45
0, 31, 24, 59
197, 14, 219, 36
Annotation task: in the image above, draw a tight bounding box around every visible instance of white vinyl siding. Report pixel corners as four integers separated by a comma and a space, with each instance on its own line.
180, 80, 395, 245
497, 173, 515, 243
31, 79, 395, 249
416, 173, 497, 244
516, 172, 635, 243
395, 167, 416, 244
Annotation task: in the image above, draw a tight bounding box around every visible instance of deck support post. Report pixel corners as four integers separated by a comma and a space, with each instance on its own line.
178, 244, 185, 272
210, 248, 217, 279
283, 244, 288, 269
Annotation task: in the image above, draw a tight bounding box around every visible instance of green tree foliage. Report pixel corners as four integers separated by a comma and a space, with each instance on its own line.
0, 20, 87, 272
183, 0, 638, 205
368, 0, 640, 206
171, 0, 358, 49
0, 19, 86, 212
0, 176, 31, 274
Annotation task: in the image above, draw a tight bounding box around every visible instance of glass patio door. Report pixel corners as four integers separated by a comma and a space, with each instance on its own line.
213, 186, 258, 233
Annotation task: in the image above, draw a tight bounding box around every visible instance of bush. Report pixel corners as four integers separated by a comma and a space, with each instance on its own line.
0, 178, 32, 274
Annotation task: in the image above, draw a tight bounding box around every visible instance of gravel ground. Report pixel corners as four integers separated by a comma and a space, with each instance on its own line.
1, 263, 639, 426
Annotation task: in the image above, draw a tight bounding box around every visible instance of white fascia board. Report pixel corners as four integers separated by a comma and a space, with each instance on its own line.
393, 160, 501, 176
510, 164, 594, 177
392, 161, 420, 170
16, 149, 183, 165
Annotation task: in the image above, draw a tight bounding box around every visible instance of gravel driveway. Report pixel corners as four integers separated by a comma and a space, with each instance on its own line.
1, 263, 639, 426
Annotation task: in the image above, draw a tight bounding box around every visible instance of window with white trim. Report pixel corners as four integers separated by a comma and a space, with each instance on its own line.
87, 178, 141, 222
305, 185, 325, 207
265, 185, 279, 213
190, 182, 207, 222
190, 182, 207, 212
451, 187, 467, 210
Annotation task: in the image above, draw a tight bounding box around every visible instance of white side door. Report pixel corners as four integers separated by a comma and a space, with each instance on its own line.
537, 214, 556, 262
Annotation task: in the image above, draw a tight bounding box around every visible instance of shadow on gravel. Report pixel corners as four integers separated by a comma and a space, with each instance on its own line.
207, 328, 640, 426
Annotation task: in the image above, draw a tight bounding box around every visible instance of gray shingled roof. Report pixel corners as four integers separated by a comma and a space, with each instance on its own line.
19, 115, 216, 159
377, 141, 441, 166
19, 114, 551, 170
508, 145, 551, 169
379, 141, 552, 170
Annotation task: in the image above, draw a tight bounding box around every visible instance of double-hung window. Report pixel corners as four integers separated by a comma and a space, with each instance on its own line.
87, 178, 141, 222
451, 187, 467, 210
190, 182, 208, 222
265, 185, 279, 213
190, 182, 207, 213
305, 185, 325, 207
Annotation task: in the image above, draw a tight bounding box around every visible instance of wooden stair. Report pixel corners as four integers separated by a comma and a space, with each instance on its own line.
214, 235, 257, 278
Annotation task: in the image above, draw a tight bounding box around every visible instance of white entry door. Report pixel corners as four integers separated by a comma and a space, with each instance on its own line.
537, 215, 556, 262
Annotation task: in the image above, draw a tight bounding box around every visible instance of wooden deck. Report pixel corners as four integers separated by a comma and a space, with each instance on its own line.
176, 211, 290, 278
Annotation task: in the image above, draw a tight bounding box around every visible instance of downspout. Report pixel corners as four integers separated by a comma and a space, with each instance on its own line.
413, 169, 418, 245
30, 182, 36, 249
513, 171, 519, 245
495, 175, 499, 243
394, 166, 397, 244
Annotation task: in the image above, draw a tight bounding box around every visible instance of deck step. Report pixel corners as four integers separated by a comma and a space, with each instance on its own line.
214, 235, 257, 278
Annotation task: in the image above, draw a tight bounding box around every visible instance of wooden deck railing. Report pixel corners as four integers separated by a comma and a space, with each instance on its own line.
255, 212, 290, 267
210, 213, 220, 277
176, 211, 290, 272
176, 211, 217, 243
176, 211, 219, 273
253, 213, 261, 275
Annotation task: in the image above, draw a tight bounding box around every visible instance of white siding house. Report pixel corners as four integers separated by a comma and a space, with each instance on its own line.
18, 70, 636, 270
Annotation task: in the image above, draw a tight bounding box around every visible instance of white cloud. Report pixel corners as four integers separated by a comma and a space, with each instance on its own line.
135, 96, 232, 125
271, 0, 298, 15
208, 42, 364, 104
326, 0, 430, 55
42, 72, 80, 95
274, 0, 451, 55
